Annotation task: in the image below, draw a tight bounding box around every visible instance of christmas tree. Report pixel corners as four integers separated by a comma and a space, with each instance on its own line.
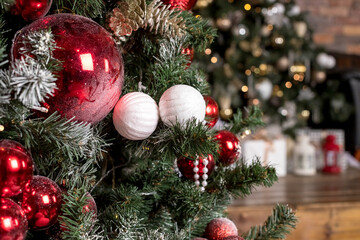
0, 0, 296, 239
195, 0, 352, 131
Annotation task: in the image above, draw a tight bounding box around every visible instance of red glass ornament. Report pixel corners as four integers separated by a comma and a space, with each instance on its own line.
0, 139, 33, 198
12, 14, 124, 124
181, 47, 194, 68
215, 130, 241, 166
161, 0, 197, 10
21, 176, 62, 230
11, 0, 52, 21
204, 218, 238, 240
223, 237, 244, 240
0, 198, 28, 240
177, 154, 215, 181
203, 96, 219, 128
322, 135, 341, 174
83, 193, 97, 216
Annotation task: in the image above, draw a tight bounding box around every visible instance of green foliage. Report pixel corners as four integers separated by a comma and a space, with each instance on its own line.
243, 204, 297, 240
229, 106, 265, 134
0, 0, 14, 12
53, 0, 105, 18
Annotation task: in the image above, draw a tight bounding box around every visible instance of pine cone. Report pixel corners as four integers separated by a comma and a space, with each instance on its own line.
108, 8, 133, 37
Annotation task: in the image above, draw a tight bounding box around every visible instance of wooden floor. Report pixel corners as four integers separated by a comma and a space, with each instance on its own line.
227, 168, 360, 239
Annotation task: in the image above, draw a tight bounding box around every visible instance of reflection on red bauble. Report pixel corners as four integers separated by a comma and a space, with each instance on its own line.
21, 176, 62, 230
177, 154, 215, 180
215, 130, 241, 166
0, 140, 33, 198
204, 218, 238, 240
161, 0, 197, 10
83, 193, 97, 217
181, 47, 194, 68
11, 0, 52, 21
12, 14, 124, 124
203, 96, 219, 128
0, 198, 28, 240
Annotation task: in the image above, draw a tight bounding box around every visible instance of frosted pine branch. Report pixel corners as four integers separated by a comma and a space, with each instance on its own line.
9, 57, 57, 107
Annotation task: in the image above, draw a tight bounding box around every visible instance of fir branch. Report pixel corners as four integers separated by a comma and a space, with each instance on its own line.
0, 16, 7, 64
4, 57, 57, 108
180, 11, 217, 52
0, 0, 14, 12
18, 29, 61, 71
60, 186, 104, 240
123, 119, 218, 162
243, 204, 297, 240
53, 0, 105, 18
229, 106, 265, 134
207, 158, 278, 198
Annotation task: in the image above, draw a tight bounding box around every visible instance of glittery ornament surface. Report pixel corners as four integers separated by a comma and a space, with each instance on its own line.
21, 176, 62, 230
161, 0, 198, 10
203, 95, 219, 128
215, 130, 241, 166
204, 218, 238, 240
11, 0, 52, 21
177, 154, 215, 180
0, 140, 33, 198
0, 198, 28, 240
12, 14, 124, 124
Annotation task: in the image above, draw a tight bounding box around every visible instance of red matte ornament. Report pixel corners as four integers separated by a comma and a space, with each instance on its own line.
204, 218, 238, 240
203, 95, 219, 128
12, 14, 124, 124
161, 0, 198, 10
215, 130, 241, 166
0, 198, 28, 240
0, 139, 33, 198
177, 154, 215, 181
181, 47, 194, 68
11, 0, 52, 21
21, 176, 62, 230
322, 135, 341, 174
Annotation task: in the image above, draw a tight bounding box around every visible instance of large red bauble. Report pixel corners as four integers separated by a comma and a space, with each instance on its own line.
161, 0, 198, 10
214, 130, 241, 166
177, 154, 215, 181
0, 198, 28, 240
21, 176, 62, 230
11, 0, 52, 21
204, 96, 219, 128
0, 139, 33, 198
12, 14, 124, 124
204, 218, 238, 240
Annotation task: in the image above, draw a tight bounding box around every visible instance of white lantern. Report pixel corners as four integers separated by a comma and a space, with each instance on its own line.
113, 92, 159, 140
159, 84, 205, 127
293, 135, 316, 176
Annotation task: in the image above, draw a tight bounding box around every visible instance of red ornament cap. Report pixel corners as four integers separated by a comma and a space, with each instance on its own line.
21, 176, 62, 230
215, 130, 241, 166
0, 139, 34, 198
161, 0, 198, 10
0, 198, 28, 240
11, 0, 52, 21
177, 154, 215, 181
204, 218, 238, 240
204, 95, 219, 128
12, 14, 124, 124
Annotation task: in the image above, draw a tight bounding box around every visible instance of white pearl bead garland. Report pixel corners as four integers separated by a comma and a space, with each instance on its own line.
193, 156, 209, 192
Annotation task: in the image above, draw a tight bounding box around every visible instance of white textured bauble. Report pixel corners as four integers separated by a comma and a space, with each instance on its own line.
113, 92, 159, 140
159, 85, 206, 127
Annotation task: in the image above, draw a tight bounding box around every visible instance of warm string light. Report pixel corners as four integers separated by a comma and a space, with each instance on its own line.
244, 3, 251, 11
0, 125, 4, 132
210, 57, 218, 63
204, 48, 211, 55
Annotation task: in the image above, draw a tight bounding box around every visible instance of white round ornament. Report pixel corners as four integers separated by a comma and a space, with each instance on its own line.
113, 92, 159, 140
159, 85, 206, 127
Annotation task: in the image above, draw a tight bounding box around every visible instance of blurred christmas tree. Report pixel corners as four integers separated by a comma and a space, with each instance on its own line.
0, 0, 297, 239
195, 0, 352, 131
